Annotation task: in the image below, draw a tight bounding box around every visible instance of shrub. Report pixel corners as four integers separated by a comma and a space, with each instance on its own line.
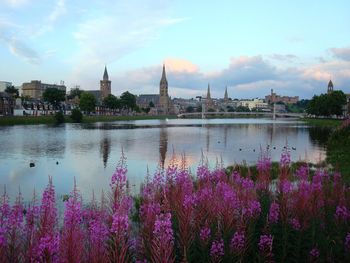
70, 108, 83, 123
54, 111, 64, 124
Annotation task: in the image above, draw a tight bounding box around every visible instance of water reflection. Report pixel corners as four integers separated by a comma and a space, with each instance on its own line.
308, 127, 332, 147
0, 119, 329, 200
100, 134, 111, 168
159, 126, 168, 168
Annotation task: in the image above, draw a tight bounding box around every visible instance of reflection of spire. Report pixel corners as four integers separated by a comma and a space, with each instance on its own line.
206, 125, 210, 152
159, 126, 168, 168
100, 136, 111, 168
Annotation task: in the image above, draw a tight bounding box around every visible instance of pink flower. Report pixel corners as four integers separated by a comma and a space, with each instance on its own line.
258, 234, 273, 253
268, 202, 279, 224
111, 214, 129, 236
345, 233, 350, 251
153, 213, 173, 244
295, 165, 309, 181
210, 239, 225, 259
199, 227, 211, 242
309, 247, 320, 258
290, 218, 301, 231
230, 231, 245, 252
280, 149, 291, 167
335, 205, 349, 221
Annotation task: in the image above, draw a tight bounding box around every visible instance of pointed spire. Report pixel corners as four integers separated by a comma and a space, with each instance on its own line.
224, 86, 228, 101
160, 64, 168, 85
207, 83, 211, 99
103, 65, 109, 81
328, 79, 334, 93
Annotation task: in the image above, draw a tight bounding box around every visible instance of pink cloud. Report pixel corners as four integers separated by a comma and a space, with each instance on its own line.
164, 58, 199, 73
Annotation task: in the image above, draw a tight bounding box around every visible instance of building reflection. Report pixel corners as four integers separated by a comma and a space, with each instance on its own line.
100, 134, 111, 168
159, 126, 168, 168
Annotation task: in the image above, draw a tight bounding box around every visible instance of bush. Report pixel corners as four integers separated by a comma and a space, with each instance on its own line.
54, 111, 64, 124
70, 108, 83, 123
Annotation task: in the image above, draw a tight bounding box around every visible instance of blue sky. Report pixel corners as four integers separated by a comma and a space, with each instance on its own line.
0, 0, 349, 99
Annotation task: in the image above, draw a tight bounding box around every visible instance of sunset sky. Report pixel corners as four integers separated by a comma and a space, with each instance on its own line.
1, 0, 349, 99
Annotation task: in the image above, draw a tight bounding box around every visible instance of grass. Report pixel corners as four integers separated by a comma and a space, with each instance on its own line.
327, 125, 350, 181
0, 115, 177, 126
301, 117, 342, 127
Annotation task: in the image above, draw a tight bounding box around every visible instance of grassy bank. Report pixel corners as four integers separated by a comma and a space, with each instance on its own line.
301, 117, 342, 127
327, 122, 350, 181
0, 115, 176, 126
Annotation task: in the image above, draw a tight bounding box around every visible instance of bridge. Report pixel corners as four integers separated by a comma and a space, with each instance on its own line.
177, 111, 305, 119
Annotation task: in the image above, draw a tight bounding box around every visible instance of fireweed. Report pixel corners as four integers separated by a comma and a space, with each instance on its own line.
0, 151, 350, 262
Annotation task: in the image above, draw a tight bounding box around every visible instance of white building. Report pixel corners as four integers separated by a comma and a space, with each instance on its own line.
238, 98, 269, 111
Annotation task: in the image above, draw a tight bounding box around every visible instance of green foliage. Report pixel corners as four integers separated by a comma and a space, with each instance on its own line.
103, 94, 120, 109
120, 91, 136, 111
186, 106, 194, 113
327, 124, 350, 181
235, 106, 250, 112
79, 92, 96, 113
5, 85, 19, 97
149, 101, 155, 108
67, 88, 83, 99
307, 91, 346, 116
54, 111, 65, 124
43, 88, 66, 109
70, 108, 83, 123
207, 108, 216, 112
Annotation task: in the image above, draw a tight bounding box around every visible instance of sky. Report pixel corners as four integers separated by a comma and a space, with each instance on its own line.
0, 0, 350, 99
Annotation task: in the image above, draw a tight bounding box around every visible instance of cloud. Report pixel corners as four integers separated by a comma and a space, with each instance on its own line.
7, 37, 41, 64
330, 47, 350, 61
49, 0, 66, 23
269, 54, 298, 61
1, 0, 28, 7
164, 58, 199, 73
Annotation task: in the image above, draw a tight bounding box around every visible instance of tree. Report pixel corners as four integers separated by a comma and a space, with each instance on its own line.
43, 88, 66, 109
5, 86, 19, 98
79, 92, 96, 114
235, 106, 250, 112
149, 101, 155, 108
306, 91, 346, 117
103, 94, 118, 109
186, 106, 194, 113
120, 91, 136, 111
70, 108, 83, 123
196, 105, 202, 112
54, 111, 65, 124
67, 88, 83, 99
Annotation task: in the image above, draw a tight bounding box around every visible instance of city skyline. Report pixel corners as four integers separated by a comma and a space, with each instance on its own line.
1, 0, 350, 99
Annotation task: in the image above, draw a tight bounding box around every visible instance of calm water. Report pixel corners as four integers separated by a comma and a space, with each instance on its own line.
0, 118, 329, 201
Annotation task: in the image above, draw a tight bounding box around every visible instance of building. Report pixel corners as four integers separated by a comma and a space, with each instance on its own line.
327, 80, 334, 94
224, 86, 229, 103
159, 64, 170, 114
206, 84, 214, 108
22, 80, 66, 100
100, 66, 111, 100
137, 94, 159, 108
0, 81, 12, 92
239, 98, 269, 111
0, 92, 15, 115
265, 89, 299, 105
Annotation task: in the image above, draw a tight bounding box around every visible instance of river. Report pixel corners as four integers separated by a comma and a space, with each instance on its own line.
0, 118, 330, 201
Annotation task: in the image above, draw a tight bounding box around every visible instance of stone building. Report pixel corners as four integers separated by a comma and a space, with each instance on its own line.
137, 94, 159, 108
0, 81, 12, 92
206, 84, 214, 108
22, 80, 66, 100
100, 66, 111, 101
265, 89, 299, 105
327, 80, 334, 94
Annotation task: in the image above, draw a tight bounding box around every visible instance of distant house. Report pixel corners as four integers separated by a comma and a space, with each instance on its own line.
137, 94, 159, 108
0, 92, 15, 115
265, 89, 299, 105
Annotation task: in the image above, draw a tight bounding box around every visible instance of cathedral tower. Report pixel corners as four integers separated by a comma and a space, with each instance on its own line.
100, 66, 111, 101
159, 64, 169, 114
224, 86, 229, 103
327, 80, 334, 94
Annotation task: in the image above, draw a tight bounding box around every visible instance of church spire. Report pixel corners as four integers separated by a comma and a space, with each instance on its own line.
327, 79, 334, 94
103, 65, 109, 81
224, 86, 228, 101
207, 83, 211, 100
160, 64, 168, 85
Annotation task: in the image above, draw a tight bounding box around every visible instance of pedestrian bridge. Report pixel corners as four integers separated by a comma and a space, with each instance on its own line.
177, 111, 305, 119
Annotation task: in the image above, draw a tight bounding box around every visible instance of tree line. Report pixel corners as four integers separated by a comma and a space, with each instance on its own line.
306, 90, 347, 117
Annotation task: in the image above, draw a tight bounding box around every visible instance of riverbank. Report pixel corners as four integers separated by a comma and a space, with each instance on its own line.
301, 117, 342, 127
0, 115, 177, 126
